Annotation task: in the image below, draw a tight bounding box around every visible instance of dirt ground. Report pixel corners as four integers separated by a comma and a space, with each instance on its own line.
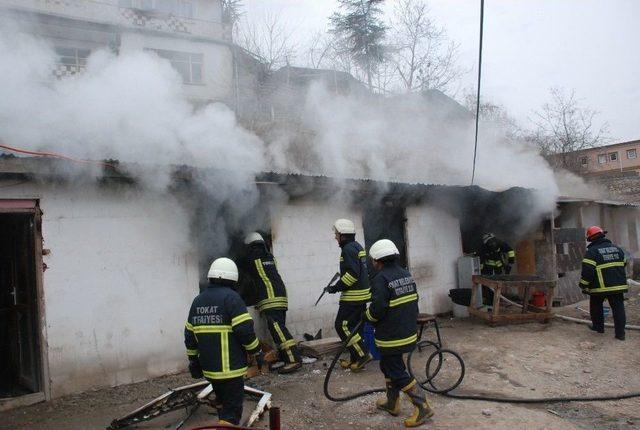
2, 297, 640, 430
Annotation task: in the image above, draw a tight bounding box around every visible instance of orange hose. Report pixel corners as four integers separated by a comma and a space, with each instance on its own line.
0, 143, 117, 169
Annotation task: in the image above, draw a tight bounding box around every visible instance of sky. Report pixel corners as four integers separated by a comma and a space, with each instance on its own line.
241, 0, 640, 143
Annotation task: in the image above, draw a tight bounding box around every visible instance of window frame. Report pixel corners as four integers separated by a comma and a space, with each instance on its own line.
54, 46, 91, 75
609, 152, 618, 162
627, 149, 637, 159
146, 48, 204, 85
597, 154, 607, 164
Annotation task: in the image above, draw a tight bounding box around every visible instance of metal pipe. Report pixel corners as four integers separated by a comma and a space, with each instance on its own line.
269, 407, 281, 430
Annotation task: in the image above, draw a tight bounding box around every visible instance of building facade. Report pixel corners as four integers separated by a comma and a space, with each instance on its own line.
558, 140, 640, 176
0, 0, 234, 105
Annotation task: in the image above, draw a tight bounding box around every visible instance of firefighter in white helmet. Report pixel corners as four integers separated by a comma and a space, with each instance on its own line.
325, 219, 372, 372
364, 239, 434, 427
184, 258, 263, 425
244, 232, 302, 374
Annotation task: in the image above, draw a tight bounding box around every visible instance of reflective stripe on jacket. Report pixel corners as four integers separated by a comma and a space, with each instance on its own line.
247, 244, 288, 312
184, 281, 260, 380
580, 238, 628, 295
335, 239, 371, 304
364, 261, 419, 355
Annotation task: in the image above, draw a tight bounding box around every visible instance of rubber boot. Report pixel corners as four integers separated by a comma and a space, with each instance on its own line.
350, 353, 373, 373
376, 379, 400, 416
402, 382, 434, 427
278, 360, 302, 374
339, 358, 353, 369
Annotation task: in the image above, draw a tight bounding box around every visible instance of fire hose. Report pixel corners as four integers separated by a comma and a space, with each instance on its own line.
323, 320, 640, 405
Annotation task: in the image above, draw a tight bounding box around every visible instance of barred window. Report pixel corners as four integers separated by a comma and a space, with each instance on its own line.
147, 48, 203, 84
53, 47, 90, 77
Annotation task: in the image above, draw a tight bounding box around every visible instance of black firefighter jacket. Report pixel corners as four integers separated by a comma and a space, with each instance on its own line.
247, 243, 288, 312
479, 238, 515, 274
364, 262, 419, 355
580, 237, 628, 295
184, 281, 260, 380
334, 238, 371, 304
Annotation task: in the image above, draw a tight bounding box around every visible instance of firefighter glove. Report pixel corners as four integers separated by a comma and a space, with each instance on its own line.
325, 284, 338, 294
504, 265, 512, 274
188, 358, 203, 379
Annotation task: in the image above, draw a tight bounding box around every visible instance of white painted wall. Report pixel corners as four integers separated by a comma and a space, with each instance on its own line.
120, 32, 233, 102
0, 0, 226, 40
269, 198, 364, 339
0, 182, 199, 398
406, 206, 463, 314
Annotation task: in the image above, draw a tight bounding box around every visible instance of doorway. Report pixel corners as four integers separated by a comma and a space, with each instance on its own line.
0, 206, 42, 399
363, 205, 408, 274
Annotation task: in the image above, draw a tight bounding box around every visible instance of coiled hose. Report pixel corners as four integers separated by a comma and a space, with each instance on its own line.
324, 321, 640, 404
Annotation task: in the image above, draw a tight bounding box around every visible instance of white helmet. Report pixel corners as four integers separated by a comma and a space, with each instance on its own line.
369, 239, 400, 260
482, 233, 495, 244
333, 218, 356, 235
244, 232, 264, 245
207, 257, 239, 282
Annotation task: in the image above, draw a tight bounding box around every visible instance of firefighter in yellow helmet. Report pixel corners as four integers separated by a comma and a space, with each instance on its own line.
364, 239, 434, 428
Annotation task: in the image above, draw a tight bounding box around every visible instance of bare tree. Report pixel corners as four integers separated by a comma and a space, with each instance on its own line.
389, 0, 463, 94
529, 87, 609, 171
237, 12, 297, 72
463, 91, 521, 142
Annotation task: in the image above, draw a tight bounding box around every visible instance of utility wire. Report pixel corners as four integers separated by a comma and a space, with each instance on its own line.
471, 0, 485, 186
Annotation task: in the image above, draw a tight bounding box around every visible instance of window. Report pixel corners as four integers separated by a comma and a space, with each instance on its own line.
609, 152, 618, 161
119, 0, 195, 18
627, 149, 637, 159
597, 154, 607, 164
148, 48, 203, 84
54, 46, 90, 76
580, 156, 588, 166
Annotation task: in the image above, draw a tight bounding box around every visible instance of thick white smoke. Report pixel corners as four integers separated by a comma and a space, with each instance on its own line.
0, 21, 264, 176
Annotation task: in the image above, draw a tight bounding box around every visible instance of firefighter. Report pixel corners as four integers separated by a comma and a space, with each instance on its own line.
364, 239, 434, 428
478, 232, 516, 275
580, 226, 628, 341
184, 258, 263, 425
244, 232, 302, 374
325, 219, 372, 372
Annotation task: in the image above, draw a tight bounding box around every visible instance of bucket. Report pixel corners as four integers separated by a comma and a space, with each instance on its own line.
531, 291, 546, 307
452, 302, 469, 318
603, 306, 611, 318
449, 288, 472, 306
363, 322, 381, 360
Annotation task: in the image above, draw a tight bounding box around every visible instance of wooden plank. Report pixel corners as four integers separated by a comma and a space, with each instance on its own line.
298, 337, 343, 358
0, 392, 45, 412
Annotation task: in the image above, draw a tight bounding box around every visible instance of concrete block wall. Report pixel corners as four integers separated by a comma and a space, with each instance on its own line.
270, 199, 364, 340
405, 205, 462, 315
1, 183, 200, 398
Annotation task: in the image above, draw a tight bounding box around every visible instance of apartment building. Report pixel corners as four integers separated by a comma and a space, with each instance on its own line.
572, 140, 640, 176
0, 0, 234, 105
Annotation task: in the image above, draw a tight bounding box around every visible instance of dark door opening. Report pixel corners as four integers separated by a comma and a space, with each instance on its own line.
0, 212, 41, 398
363, 205, 408, 274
